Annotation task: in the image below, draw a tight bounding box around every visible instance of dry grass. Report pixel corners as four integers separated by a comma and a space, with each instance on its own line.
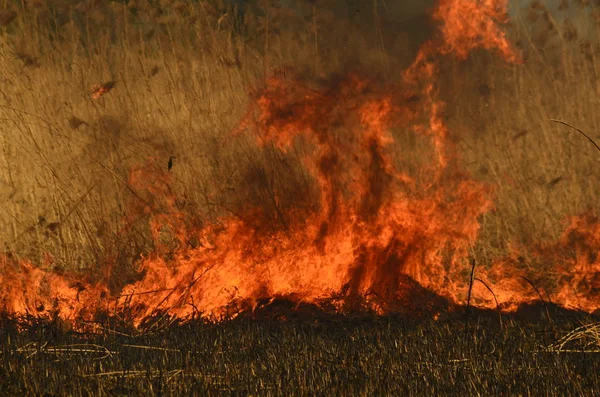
1, 310, 600, 396
447, 1, 600, 262
0, 0, 415, 277
0, 1, 599, 284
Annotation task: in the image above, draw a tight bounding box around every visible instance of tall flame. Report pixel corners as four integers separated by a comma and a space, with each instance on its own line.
2, 0, 599, 327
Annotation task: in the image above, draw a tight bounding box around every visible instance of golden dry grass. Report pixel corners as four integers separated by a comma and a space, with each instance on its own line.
0, 0, 599, 281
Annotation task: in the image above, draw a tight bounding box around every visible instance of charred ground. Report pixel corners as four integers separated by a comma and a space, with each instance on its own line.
1, 305, 600, 396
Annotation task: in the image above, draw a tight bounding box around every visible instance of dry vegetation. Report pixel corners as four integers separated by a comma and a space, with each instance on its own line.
0, 0, 418, 278
1, 308, 600, 396
1, 0, 599, 275
1, 0, 600, 394
449, 1, 600, 261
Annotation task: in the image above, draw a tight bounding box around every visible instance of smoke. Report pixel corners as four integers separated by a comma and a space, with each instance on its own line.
227, 0, 438, 55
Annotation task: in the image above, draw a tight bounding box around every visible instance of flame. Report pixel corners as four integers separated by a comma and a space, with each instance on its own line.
0, 255, 108, 322
2, 0, 599, 327
115, 72, 494, 322
542, 214, 600, 312
432, 0, 520, 62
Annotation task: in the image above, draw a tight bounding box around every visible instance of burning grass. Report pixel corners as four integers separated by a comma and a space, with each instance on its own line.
1, 0, 600, 394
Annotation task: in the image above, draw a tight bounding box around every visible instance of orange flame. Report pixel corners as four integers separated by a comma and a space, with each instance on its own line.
432, 0, 520, 62
2, 0, 598, 327
0, 255, 108, 322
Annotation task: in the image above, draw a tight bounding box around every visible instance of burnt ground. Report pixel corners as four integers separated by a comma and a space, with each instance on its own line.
1, 302, 599, 396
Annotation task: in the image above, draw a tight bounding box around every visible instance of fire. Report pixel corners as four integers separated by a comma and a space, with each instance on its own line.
1, 0, 599, 326
118, 74, 477, 321
543, 214, 600, 312
432, 0, 520, 62
0, 255, 108, 322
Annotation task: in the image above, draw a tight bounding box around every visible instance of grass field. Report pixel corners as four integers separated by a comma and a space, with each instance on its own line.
1, 0, 600, 395
1, 0, 599, 269
1, 306, 600, 396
